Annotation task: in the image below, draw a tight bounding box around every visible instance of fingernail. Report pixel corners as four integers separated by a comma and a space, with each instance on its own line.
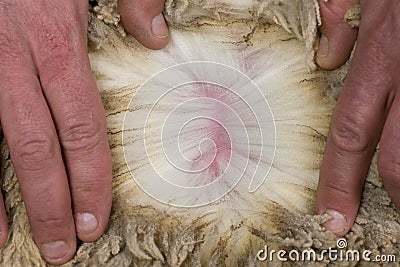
41, 240, 70, 261
323, 209, 347, 234
317, 34, 329, 57
75, 213, 98, 234
151, 13, 169, 39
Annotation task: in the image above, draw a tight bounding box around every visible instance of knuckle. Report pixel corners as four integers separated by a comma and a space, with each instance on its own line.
323, 176, 352, 199
72, 179, 107, 201
28, 184, 72, 232
60, 112, 103, 153
330, 115, 369, 154
37, 31, 74, 77
33, 213, 70, 230
39, 10, 81, 51
12, 130, 56, 172
35, 12, 84, 80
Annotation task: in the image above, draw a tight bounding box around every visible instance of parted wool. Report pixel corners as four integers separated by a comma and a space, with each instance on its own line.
0, 1, 398, 266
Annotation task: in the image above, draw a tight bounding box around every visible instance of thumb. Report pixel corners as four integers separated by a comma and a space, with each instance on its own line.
118, 0, 169, 50
317, 0, 359, 70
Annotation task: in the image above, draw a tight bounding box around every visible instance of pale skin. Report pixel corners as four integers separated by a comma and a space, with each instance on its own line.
0, 0, 397, 265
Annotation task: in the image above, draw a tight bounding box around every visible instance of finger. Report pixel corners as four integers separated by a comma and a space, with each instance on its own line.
0, 68, 76, 264
316, 43, 392, 236
378, 96, 400, 209
0, 192, 8, 248
30, 8, 112, 242
118, 0, 169, 50
317, 0, 359, 70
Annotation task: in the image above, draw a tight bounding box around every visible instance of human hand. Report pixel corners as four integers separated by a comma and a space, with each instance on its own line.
118, 0, 169, 49
0, 0, 168, 265
316, 0, 400, 236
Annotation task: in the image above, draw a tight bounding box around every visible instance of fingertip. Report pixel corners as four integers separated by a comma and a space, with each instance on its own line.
118, 0, 169, 50
75, 213, 100, 242
75, 203, 111, 242
319, 209, 350, 237
151, 13, 169, 40
40, 240, 77, 266
76, 222, 105, 243
316, 169, 359, 236
316, 28, 358, 70
316, 155, 361, 237
317, 0, 359, 70
122, 13, 169, 50
148, 12, 170, 50
69, 148, 112, 243
73, 164, 112, 243
316, 34, 339, 71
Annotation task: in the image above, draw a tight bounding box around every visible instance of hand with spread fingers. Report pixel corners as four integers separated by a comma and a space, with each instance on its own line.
316, 0, 400, 236
0, 0, 168, 265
